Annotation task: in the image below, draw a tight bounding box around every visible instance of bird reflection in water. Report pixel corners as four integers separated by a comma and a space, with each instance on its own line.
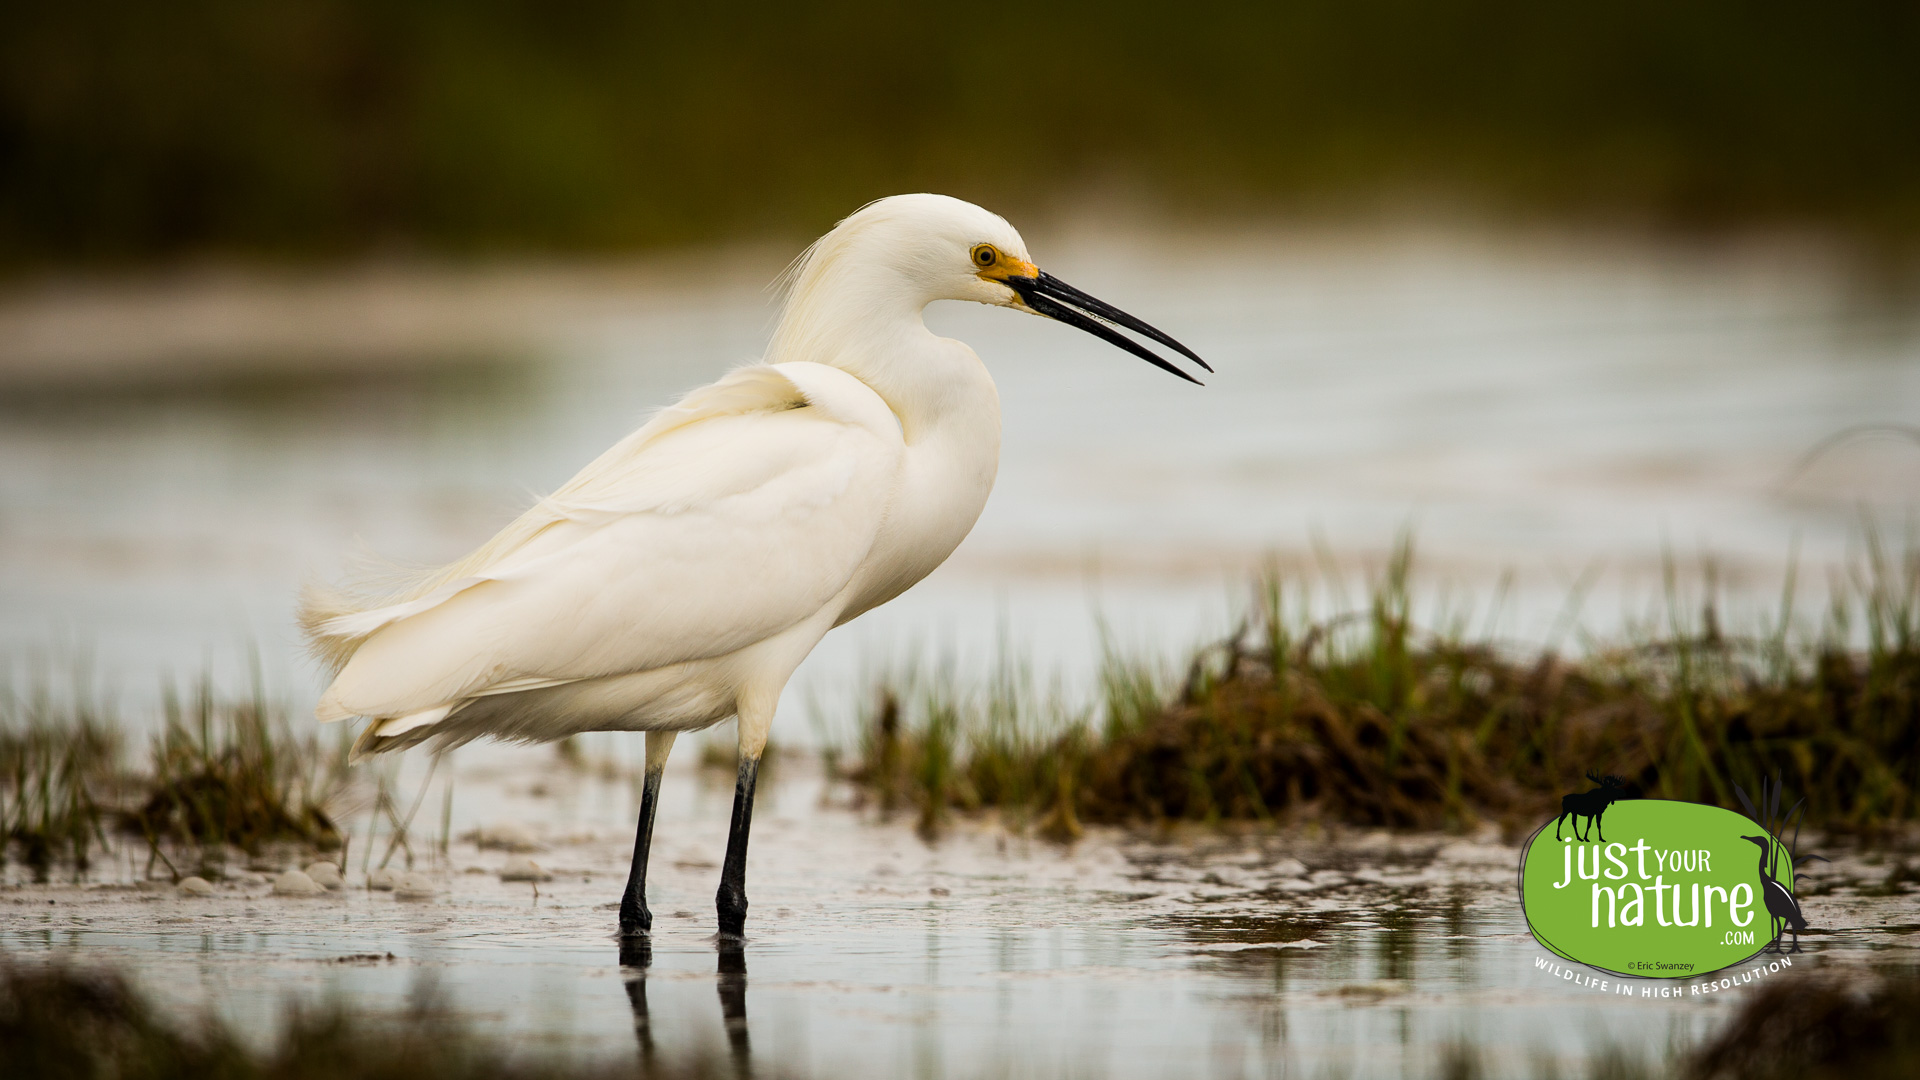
619, 938, 753, 1076
618, 939, 656, 1066
716, 943, 751, 1063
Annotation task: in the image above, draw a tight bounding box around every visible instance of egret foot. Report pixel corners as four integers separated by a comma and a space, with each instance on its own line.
618, 895, 652, 938
715, 755, 760, 939
717, 882, 749, 937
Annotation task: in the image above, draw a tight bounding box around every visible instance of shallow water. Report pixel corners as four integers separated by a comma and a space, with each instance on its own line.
4, 752, 1916, 1079
2, 226, 1918, 728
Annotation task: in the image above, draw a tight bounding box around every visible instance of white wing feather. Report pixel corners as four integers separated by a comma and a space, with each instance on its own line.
313, 362, 901, 723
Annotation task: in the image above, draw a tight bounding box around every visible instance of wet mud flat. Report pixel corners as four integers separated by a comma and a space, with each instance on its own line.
4, 754, 1916, 1080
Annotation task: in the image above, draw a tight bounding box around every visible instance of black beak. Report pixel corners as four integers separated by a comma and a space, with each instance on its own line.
1004, 272, 1211, 385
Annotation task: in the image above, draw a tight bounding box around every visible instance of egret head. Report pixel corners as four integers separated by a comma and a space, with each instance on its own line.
782, 194, 1210, 384
1740, 835, 1771, 850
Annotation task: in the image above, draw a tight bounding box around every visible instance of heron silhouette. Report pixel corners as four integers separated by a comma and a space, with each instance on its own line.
1740, 834, 1808, 952
1734, 776, 1826, 953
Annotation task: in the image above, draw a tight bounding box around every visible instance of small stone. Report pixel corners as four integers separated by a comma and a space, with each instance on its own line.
366, 868, 397, 891
1269, 857, 1308, 878
467, 823, 541, 852
304, 862, 344, 890
394, 872, 437, 900
499, 857, 553, 883
272, 870, 325, 897
928, 886, 951, 897
178, 877, 215, 897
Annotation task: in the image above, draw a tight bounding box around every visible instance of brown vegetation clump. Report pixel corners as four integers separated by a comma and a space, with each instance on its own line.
1685, 970, 1920, 1080
846, 539, 1920, 836
126, 677, 345, 867
0, 964, 744, 1080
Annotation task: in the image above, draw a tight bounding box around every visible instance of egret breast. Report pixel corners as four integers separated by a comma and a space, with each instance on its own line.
836, 356, 1001, 623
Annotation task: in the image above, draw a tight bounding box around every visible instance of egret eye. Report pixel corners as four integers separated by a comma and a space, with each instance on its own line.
972, 244, 997, 267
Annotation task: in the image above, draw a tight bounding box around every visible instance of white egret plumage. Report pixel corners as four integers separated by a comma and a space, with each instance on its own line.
300, 193, 1209, 939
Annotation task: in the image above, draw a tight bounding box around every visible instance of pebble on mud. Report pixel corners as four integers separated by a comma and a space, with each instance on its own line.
178, 876, 215, 896
499, 857, 553, 883
466, 823, 541, 852
366, 868, 397, 891
272, 870, 325, 897
305, 862, 344, 890
394, 872, 437, 900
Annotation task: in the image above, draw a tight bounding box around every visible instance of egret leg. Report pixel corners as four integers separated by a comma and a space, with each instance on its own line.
715, 755, 760, 937
619, 731, 677, 939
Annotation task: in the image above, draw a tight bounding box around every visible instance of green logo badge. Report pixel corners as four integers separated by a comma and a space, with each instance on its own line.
1519, 776, 1819, 978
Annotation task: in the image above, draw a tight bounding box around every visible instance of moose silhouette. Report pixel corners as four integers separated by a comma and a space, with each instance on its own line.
1735, 775, 1826, 953
1554, 772, 1634, 843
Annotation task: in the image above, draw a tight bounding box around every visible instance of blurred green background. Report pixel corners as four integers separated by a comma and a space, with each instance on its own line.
6, 1, 1919, 266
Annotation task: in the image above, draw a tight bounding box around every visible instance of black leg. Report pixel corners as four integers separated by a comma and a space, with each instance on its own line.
716, 756, 760, 938
619, 763, 667, 938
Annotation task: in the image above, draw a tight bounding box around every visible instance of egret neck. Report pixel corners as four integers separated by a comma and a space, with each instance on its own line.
769, 255, 1003, 624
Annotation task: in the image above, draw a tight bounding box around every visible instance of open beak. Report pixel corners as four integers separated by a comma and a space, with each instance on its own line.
1002, 271, 1212, 385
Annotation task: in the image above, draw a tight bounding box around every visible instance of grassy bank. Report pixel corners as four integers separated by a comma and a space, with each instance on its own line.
842, 540, 1920, 839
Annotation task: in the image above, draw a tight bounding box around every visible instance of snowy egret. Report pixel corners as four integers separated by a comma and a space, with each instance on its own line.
300, 194, 1208, 939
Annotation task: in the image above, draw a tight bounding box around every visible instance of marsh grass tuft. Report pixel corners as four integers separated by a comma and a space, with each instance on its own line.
2, 665, 350, 882
844, 649, 1093, 840
0, 685, 122, 880
128, 674, 347, 877
844, 538, 1920, 836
